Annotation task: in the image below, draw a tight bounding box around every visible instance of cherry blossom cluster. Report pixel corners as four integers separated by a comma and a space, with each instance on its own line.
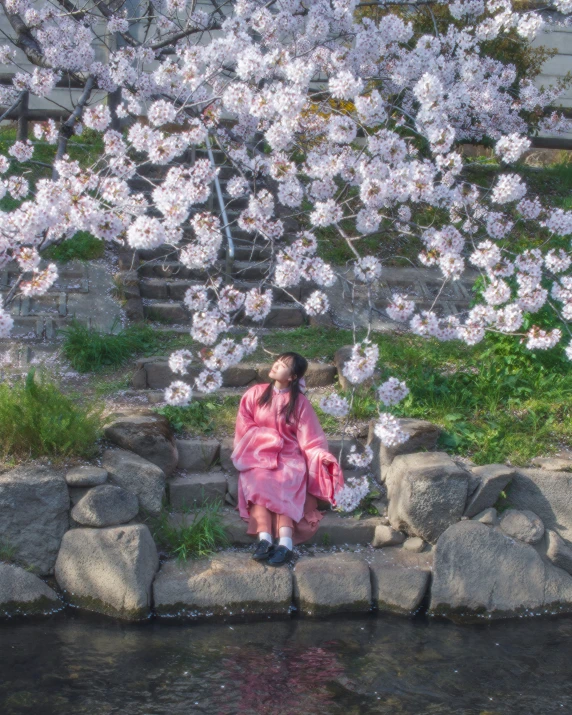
0, 0, 571, 503
333, 475, 371, 514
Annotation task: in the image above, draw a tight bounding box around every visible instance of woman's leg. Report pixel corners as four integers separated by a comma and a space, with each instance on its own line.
277, 514, 295, 551
248, 504, 274, 543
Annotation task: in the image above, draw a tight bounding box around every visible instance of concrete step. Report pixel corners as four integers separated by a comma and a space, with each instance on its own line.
169, 507, 385, 546
143, 300, 306, 327
139, 278, 313, 303
138, 243, 270, 263
138, 259, 270, 281
132, 358, 338, 390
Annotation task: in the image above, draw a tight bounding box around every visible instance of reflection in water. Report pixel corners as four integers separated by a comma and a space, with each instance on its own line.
0, 612, 572, 714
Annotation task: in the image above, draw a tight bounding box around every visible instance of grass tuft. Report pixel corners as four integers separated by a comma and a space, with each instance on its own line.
148, 499, 230, 561
42, 231, 104, 263
0, 369, 102, 459
60, 320, 160, 372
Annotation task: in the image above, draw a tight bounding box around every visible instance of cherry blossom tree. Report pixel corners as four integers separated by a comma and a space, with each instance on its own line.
0, 0, 572, 509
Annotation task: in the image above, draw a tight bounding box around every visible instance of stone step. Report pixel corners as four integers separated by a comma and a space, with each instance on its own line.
138, 243, 270, 263
169, 507, 386, 546
132, 358, 338, 391
153, 547, 433, 620
143, 300, 305, 327
121, 387, 248, 403
139, 278, 314, 303
137, 259, 270, 281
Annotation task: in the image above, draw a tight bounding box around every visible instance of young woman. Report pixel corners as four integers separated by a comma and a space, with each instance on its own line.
230, 352, 344, 566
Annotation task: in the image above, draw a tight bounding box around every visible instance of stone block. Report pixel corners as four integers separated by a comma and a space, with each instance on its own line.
154, 552, 292, 618
307, 513, 385, 546
176, 439, 220, 471
386, 452, 469, 544
0, 563, 63, 617
293, 553, 371, 616
55, 525, 158, 621
102, 449, 166, 516
104, 410, 178, 476
71, 485, 139, 527
0, 466, 69, 576
169, 472, 227, 509
370, 548, 431, 615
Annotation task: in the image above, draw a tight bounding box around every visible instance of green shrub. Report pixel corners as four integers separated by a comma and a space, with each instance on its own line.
60, 320, 160, 372
42, 231, 104, 262
0, 370, 102, 459
155, 401, 216, 435
149, 499, 230, 561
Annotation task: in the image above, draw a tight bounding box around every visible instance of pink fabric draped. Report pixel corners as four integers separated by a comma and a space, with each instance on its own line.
231, 383, 344, 542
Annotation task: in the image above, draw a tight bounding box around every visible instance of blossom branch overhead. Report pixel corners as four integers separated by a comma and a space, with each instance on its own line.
0, 0, 570, 472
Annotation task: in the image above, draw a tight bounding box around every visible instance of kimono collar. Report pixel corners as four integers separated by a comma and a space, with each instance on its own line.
272, 377, 307, 394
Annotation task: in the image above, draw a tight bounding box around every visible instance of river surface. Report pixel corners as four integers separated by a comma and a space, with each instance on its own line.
1, 612, 572, 715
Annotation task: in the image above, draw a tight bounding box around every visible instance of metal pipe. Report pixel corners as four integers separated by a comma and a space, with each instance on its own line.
206, 134, 234, 279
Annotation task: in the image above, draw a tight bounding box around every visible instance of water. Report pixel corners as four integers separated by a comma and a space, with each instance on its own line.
1, 612, 572, 715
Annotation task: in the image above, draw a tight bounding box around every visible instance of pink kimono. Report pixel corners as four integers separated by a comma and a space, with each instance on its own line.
231, 383, 344, 545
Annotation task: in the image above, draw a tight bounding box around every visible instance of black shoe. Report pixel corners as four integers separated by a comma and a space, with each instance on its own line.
267, 545, 293, 567
252, 539, 274, 561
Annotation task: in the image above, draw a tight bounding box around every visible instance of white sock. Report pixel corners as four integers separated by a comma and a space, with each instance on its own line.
259, 532, 273, 544
279, 536, 293, 551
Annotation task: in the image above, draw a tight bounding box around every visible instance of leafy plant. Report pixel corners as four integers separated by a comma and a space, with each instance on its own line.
148, 499, 230, 561
60, 320, 160, 372
0, 370, 102, 459
42, 231, 104, 263
155, 401, 217, 435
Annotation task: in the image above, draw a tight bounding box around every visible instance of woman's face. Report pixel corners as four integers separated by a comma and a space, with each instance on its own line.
268, 356, 294, 383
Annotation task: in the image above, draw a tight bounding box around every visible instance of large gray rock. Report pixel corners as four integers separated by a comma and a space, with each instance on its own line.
0, 466, 69, 575
0, 563, 62, 617
429, 520, 572, 622
507, 468, 572, 545
176, 439, 220, 471
104, 410, 178, 476
65, 466, 108, 488
499, 509, 544, 544
55, 525, 159, 620
546, 530, 572, 576
71, 485, 139, 527
293, 553, 371, 615
367, 418, 442, 482
154, 552, 292, 618
370, 548, 432, 615
386, 452, 470, 544
102, 449, 166, 516
464, 464, 515, 518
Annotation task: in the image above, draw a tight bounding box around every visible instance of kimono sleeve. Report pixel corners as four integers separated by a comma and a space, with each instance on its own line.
230, 388, 283, 472
296, 397, 344, 504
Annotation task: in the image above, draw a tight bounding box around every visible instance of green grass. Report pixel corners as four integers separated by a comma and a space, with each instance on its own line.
230, 324, 572, 466
155, 401, 217, 435
148, 499, 230, 561
60, 320, 161, 372
0, 370, 102, 459
42, 231, 104, 263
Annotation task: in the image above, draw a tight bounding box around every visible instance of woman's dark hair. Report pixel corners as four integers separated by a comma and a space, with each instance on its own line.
257, 351, 308, 424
